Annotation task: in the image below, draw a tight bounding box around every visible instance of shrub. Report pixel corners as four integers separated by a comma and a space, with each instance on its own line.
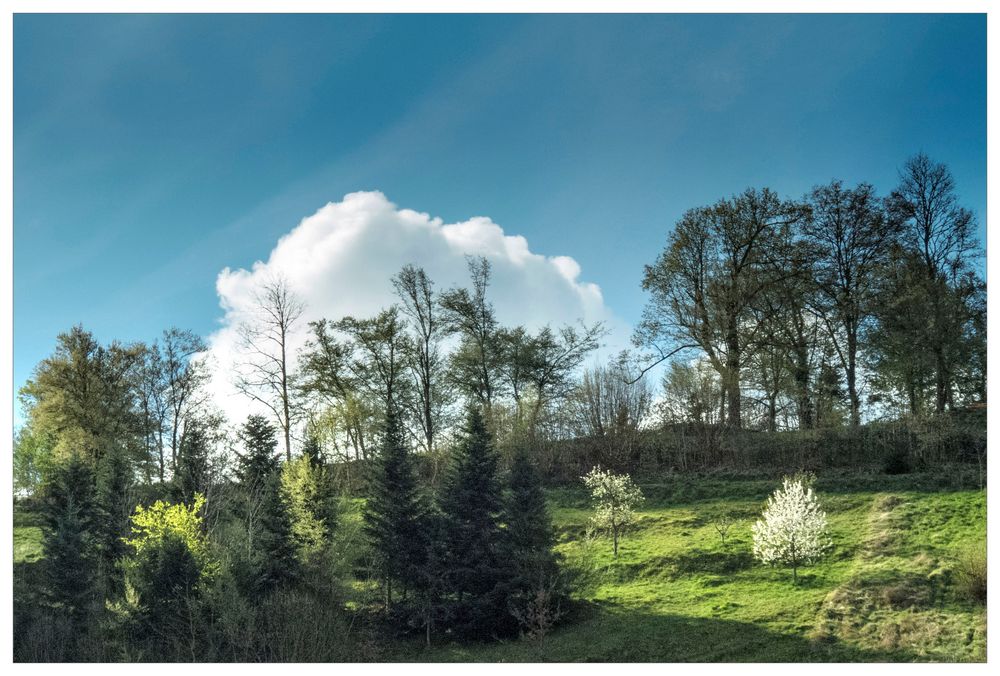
115, 493, 217, 657
954, 544, 986, 604
581, 466, 645, 557
712, 514, 737, 549
752, 476, 831, 582
882, 447, 912, 475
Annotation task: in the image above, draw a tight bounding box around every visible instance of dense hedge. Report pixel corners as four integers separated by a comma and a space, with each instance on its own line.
531, 410, 986, 484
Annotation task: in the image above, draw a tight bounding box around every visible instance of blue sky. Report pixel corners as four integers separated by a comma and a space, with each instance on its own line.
13, 13, 986, 418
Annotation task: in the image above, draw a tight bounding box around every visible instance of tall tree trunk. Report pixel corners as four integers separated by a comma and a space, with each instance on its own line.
846, 329, 860, 426
718, 387, 726, 426
794, 345, 813, 430
725, 329, 742, 429
158, 428, 165, 483
281, 335, 292, 461
934, 345, 948, 414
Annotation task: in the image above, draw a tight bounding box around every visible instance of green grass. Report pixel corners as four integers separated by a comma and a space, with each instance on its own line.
13, 469, 986, 662
401, 471, 986, 662
13, 507, 44, 565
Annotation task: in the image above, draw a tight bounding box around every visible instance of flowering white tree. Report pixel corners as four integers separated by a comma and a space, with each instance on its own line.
752, 477, 831, 582
582, 466, 644, 557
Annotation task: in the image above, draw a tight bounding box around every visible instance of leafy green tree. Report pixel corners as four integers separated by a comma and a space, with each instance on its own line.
119, 495, 215, 655
155, 328, 211, 475
636, 189, 807, 429
440, 257, 507, 409
363, 407, 429, 609
13, 422, 56, 496
299, 321, 377, 461
438, 405, 506, 636
393, 264, 451, 457
280, 454, 338, 566
134, 340, 169, 483
20, 325, 144, 464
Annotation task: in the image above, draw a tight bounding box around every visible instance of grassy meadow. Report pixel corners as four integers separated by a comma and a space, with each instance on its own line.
399, 469, 986, 662
14, 468, 986, 662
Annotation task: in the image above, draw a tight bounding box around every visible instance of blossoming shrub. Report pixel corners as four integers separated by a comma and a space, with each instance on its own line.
581, 467, 644, 557
751, 477, 830, 582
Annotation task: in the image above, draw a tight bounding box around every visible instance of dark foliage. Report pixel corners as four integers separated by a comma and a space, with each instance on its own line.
437, 405, 508, 638
95, 446, 134, 596
39, 455, 101, 625
363, 407, 431, 607
172, 425, 211, 504
236, 415, 281, 486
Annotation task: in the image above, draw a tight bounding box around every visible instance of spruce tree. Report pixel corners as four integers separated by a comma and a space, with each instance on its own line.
236, 414, 280, 486
173, 424, 210, 504
95, 445, 134, 596
301, 433, 325, 468
39, 455, 100, 625
501, 450, 562, 635
233, 414, 297, 598
363, 406, 429, 609
437, 405, 505, 637
503, 450, 559, 586
253, 471, 300, 594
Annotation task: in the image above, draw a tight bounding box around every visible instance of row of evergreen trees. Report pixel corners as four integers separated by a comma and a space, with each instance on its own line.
24, 412, 342, 661
23, 400, 561, 659
364, 404, 560, 642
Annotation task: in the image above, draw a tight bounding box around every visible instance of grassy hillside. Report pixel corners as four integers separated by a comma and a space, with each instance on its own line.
14, 469, 986, 662
399, 470, 986, 662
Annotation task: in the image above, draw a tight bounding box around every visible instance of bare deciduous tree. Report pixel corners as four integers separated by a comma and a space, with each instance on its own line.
235, 276, 305, 461
393, 264, 450, 454
162, 328, 210, 472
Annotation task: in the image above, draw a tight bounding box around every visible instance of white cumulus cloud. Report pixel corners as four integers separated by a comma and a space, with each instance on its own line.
204, 190, 625, 428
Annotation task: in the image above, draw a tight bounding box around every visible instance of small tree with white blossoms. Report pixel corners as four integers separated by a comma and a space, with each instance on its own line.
752, 476, 831, 583
582, 467, 644, 557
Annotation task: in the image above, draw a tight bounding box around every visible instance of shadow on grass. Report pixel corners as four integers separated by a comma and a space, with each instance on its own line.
487, 601, 923, 663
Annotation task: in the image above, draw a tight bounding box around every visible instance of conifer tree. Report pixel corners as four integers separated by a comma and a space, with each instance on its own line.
300, 433, 325, 468
280, 453, 339, 566
172, 424, 210, 504
247, 471, 300, 597
39, 455, 100, 625
437, 405, 505, 637
233, 414, 298, 598
95, 445, 134, 596
236, 414, 280, 486
502, 450, 560, 596
363, 406, 429, 609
